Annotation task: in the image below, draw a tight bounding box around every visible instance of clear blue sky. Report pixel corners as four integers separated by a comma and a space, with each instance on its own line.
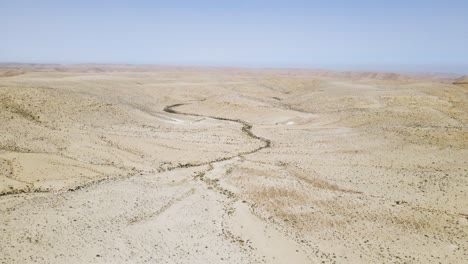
1, 0, 467, 73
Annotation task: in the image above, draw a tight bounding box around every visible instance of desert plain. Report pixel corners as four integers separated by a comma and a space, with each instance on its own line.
0, 65, 467, 263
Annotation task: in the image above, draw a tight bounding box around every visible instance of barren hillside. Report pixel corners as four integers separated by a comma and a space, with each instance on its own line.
0, 66, 467, 263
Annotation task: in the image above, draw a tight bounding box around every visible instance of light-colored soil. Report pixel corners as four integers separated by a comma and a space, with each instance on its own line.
0, 65, 467, 263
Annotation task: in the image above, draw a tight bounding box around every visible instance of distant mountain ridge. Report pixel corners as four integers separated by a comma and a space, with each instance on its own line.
0, 63, 462, 82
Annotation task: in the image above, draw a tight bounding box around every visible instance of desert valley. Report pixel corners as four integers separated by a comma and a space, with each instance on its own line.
0, 65, 467, 263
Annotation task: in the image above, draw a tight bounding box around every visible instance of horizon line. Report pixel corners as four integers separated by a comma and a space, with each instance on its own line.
1, 61, 467, 77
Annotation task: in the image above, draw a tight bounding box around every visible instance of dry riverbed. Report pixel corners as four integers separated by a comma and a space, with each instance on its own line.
0, 65, 467, 263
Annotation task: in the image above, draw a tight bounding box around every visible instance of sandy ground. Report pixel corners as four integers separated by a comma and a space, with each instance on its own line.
0, 65, 467, 263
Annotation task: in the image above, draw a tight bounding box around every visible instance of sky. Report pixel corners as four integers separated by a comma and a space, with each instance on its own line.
1, 0, 467, 73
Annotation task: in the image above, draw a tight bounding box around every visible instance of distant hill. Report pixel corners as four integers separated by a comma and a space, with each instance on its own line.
454, 75, 468, 83
0, 63, 454, 82
453, 75, 468, 88
0, 69, 25, 77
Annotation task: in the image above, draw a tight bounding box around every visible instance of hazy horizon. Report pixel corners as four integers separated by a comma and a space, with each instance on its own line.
1, 0, 467, 74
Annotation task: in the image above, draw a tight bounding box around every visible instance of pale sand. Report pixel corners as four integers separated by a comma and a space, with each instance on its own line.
0, 65, 467, 263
